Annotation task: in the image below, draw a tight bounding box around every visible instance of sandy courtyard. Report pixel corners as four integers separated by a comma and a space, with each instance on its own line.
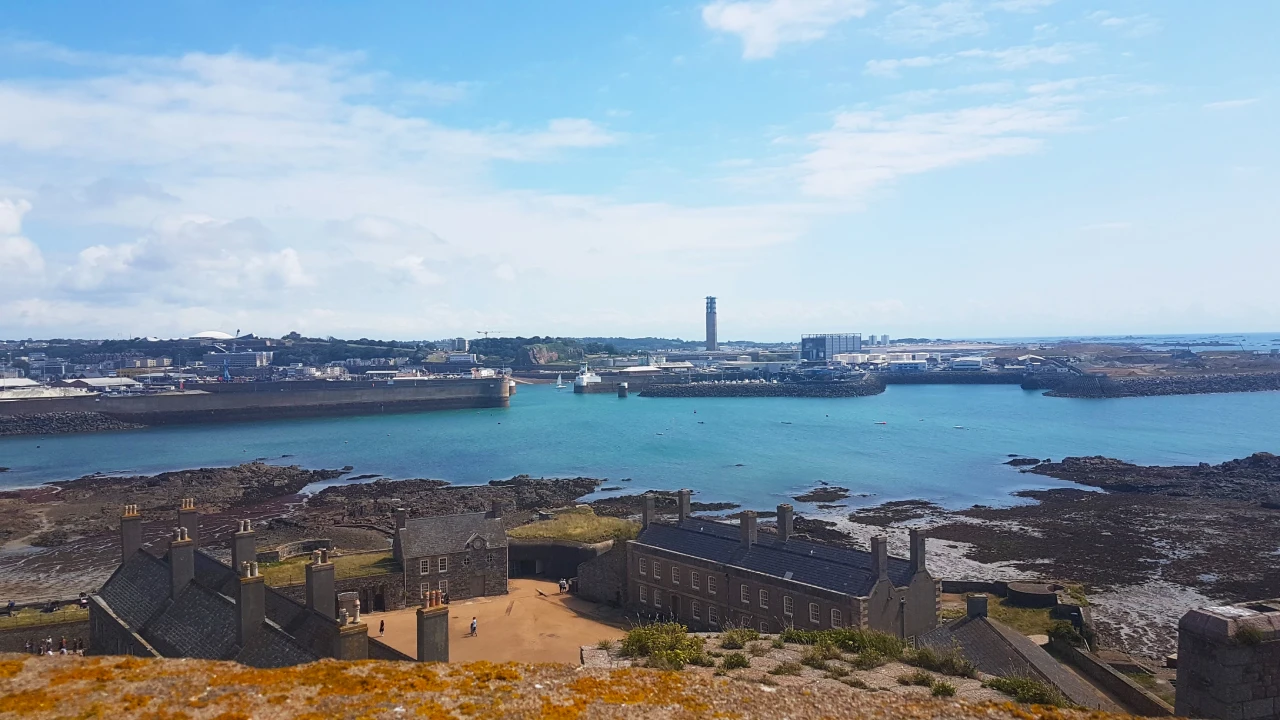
365, 578, 627, 664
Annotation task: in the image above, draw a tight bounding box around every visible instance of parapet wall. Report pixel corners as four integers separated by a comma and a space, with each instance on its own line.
1176, 600, 1280, 720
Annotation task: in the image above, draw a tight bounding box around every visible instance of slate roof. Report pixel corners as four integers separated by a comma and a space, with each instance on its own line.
919, 615, 1119, 711
633, 518, 914, 597
399, 511, 507, 559
95, 549, 321, 668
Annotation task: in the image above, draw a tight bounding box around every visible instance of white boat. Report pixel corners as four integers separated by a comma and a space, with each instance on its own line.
555, 373, 566, 389
573, 362, 602, 393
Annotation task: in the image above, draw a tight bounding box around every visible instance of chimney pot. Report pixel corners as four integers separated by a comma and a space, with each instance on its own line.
777, 504, 794, 542
967, 594, 989, 618
120, 504, 142, 565
641, 495, 655, 529
177, 499, 200, 549
168, 527, 195, 600
677, 490, 692, 523
739, 511, 758, 547
306, 549, 337, 619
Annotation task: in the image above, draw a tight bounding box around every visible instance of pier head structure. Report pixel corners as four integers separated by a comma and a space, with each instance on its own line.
625, 492, 939, 638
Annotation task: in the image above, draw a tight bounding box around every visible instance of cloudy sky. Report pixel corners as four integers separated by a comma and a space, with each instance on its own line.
0, 1, 1276, 341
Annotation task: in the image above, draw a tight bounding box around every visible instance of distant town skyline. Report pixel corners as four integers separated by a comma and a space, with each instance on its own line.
0, 1, 1277, 340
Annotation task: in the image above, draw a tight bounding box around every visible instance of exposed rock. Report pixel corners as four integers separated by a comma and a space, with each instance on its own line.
793, 486, 851, 503
0, 412, 144, 436
1030, 452, 1280, 505
589, 492, 739, 517
1005, 458, 1041, 466
1042, 371, 1280, 398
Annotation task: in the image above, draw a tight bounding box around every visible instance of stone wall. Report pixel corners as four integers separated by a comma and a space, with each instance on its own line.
0, 619, 90, 653
576, 541, 626, 606
509, 539, 612, 580
273, 573, 407, 613
404, 547, 507, 602
1049, 638, 1174, 716
1045, 371, 1280, 399
257, 539, 334, 563
1177, 601, 1280, 720
881, 372, 1025, 385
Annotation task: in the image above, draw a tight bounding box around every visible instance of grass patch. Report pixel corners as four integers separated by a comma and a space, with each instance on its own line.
1124, 671, 1176, 705
800, 643, 842, 670
260, 551, 398, 586
932, 681, 957, 697
898, 670, 935, 687
984, 676, 1071, 707
940, 606, 966, 621
841, 677, 872, 690
595, 639, 613, 650
0, 606, 88, 631
721, 652, 750, 670
850, 650, 890, 670
769, 661, 803, 676
620, 622, 709, 670
906, 645, 976, 678
746, 642, 769, 657
1064, 584, 1089, 606
987, 596, 1055, 637
824, 665, 850, 678
771, 638, 785, 649
779, 627, 905, 658
719, 627, 760, 650
508, 508, 638, 544
1234, 625, 1264, 646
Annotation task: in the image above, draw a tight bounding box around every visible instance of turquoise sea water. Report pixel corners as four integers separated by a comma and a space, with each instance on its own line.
1, 384, 1278, 511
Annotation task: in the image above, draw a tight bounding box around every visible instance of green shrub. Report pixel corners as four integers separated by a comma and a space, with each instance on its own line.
850, 650, 888, 670
897, 670, 935, 687
596, 639, 614, 650
747, 642, 769, 657
841, 677, 872, 690
800, 642, 843, 670
771, 637, 785, 649
769, 661, 804, 676
720, 627, 761, 650
984, 676, 1071, 707
721, 652, 750, 670
1234, 625, 1264, 646
907, 645, 976, 678
779, 627, 904, 658
1048, 620, 1085, 647
620, 622, 707, 669
824, 665, 850, 678
931, 680, 957, 697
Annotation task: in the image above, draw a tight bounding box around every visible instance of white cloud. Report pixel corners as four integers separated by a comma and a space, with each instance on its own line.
1087, 11, 1160, 38
881, 2, 989, 45
0, 198, 45, 293
400, 80, 473, 105
0, 198, 32, 236
1204, 98, 1259, 110
796, 98, 1076, 198
702, 0, 873, 59
865, 55, 949, 77
989, 0, 1056, 11
865, 42, 1084, 76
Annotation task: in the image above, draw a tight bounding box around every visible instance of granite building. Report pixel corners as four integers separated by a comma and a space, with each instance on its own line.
393, 501, 509, 602
1176, 598, 1280, 720
626, 492, 938, 638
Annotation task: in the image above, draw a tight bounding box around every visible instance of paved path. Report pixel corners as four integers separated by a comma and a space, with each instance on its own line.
366, 578, 627, 664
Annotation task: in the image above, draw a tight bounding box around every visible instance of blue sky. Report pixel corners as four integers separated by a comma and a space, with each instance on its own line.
0, 1, 1276, 341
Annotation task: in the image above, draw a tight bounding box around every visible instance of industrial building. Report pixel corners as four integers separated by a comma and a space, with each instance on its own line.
800, 333, 862, 363
202, 351, 273, 368
705, 297, 718, 351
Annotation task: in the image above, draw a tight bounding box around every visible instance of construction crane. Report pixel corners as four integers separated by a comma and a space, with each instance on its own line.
475, 330, 506, 338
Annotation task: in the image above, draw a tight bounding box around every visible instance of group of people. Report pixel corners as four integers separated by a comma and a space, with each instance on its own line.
23, 636, 83, 656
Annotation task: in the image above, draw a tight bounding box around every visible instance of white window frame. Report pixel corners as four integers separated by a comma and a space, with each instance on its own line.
652, 561, 661, 580
708, 576, 717, 595
419, 583, 431, 599
831, 609, 843, 628
690, 571, 700, 590
758, 589, 769, 609
639, 585, 648, 604
708, 605, 719, 626
438, 580, 449, 594
783, 596, 794, 617
437, 556, 448, 573
419, 559, 431, 574
653, 590, 662, 609
639, 557, 648, 576
740, 584, 750, 605
672, 567, 680, 585
809, 602, 820, 624
692, 601, 701, 620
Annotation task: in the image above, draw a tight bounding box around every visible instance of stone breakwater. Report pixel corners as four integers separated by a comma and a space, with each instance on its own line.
1042, 371, 1280, 398
0, 411, 144, 436
881, 371, 1025, 385
639, 378, 884, 399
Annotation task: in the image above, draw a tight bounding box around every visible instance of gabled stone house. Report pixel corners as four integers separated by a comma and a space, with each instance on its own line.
393, 501, 509, 603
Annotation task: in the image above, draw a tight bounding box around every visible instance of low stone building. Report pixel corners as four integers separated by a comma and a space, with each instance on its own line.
1177, 598, 1280, 720
626, 492, 938, 638
394, 501, 509, 602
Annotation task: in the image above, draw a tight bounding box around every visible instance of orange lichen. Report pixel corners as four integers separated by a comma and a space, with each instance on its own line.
121, 693, 152, 712
0, 689, 57, 714
0, 659, 25, 680
48, 659, 117, 686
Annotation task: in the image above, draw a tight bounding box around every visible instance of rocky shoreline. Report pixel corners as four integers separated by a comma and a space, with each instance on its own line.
1040, 371, 1280, 398
0, 411, 144, 436
640, 377, 884, 399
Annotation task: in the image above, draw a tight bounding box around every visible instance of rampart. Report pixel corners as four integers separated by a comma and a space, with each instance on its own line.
1043, 371, 1280, 398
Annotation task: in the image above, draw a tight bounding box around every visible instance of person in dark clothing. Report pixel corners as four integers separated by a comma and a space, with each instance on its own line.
378, 620, 385, 637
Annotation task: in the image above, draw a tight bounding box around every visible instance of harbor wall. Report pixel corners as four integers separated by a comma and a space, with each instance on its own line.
881, 372, 1026, 385
0, 379, 509, 426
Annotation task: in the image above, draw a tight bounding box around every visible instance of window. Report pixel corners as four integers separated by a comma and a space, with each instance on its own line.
783, 596, 794, 617
640, 585, 648, 604
809, 603, 820, 624
692, 601, 701, 620
419, 559, 431, 574
462, 556, 471, 567
420, 583, 431, 600
740, 584, 750, 604
672, 567, 680, 585
487, 552, 494, 564
653, 591, 661, 609
760, 621, 769, 633
438, 557, 448, 573
652, 561, 661, 580
708, 606, 719, 626
708, 576, 717, 595
439, 580, 449, 594
831, 609, 843, 628
758, 589, 769, 609
639, 558, 648, 576
690, 571, 700, 591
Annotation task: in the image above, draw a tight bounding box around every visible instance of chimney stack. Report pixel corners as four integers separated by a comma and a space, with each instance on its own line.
870, 535, 888, 581
232, 520, 256, 572
489, 499, 504, 519
120, 505, 142, 564
677, 489, 692, 523
177, 498, 200, 549
908, 528, 927, 574
967, 593, 989, 619
776, 504, 794, 542
168, 527, 195, 600
417, 590, 450, 662
641, 495, 655, 529
739, 511, 757, 547
237, 561, 265, 647
305, 549, 337, 620
392, 508, 408, 562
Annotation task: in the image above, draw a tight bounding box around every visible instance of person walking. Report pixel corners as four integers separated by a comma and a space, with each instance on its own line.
378, 620, 385, 637
469, 617, 478, 637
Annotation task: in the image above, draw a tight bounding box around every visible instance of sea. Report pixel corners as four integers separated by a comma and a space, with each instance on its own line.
2, 383, 1278, 512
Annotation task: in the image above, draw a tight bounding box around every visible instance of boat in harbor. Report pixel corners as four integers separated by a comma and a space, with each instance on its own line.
572, 363, 602, 393
555, 373, 566, 389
